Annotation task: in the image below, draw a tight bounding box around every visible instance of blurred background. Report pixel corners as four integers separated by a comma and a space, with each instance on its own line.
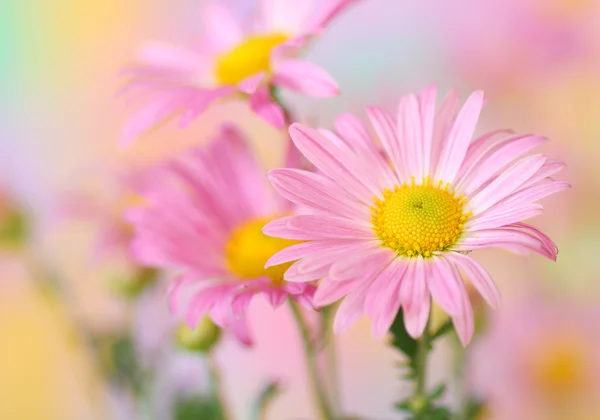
1, 0, 599, 419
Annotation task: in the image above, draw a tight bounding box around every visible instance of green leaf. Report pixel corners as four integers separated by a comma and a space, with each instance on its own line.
427, 384, 446, 402
465, 398, 486, 420
174, 395, 225, 420
251, 381, 282, 420
390, 310, 418, 357
431, 319, 454, 341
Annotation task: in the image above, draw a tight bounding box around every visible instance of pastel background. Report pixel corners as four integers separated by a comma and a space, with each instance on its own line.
0, 0, 598, 419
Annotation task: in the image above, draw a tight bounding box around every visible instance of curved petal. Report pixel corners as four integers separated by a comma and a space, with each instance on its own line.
467, 154, 547, 215
444, 253, 501, 309
268, 168, 370, 219
202, 2, 245, 53
400, 257, 430, 338
435, 90, 485, 184
427, 256, 463, 316
250, 86, 286, 129
288, 123, 382, 201
273, 59, 339, 97
301, 0, 359, 34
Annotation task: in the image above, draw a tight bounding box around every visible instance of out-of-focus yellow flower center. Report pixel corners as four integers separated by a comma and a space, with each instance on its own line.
531, 341, 587, 397
371, 178, 470, 258
225, 217, 297, 284
214, 33, 289, 85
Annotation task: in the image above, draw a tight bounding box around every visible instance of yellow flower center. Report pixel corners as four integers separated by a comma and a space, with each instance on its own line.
529, 341, 588, 398
371, 178, 470, 258
214, 33, 289, 86
225, 217, 297, 284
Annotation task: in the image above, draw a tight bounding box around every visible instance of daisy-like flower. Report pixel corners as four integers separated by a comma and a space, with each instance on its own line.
469, 297, 600, 420
125, 125, 315, 345
263, 85, 569, 345
120, 0, 356, 143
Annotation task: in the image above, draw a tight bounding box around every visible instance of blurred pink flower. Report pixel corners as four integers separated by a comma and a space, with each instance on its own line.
441, 0, 600, 90
60, 164, 151, 264
126, 125, 315, 345
263, 85, 568, 345
469, 297, 600, 420
120, 0, 358, 143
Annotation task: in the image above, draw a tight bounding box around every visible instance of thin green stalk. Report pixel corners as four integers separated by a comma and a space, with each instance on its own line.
320, 305, 341, 413
207, 354, 232, 420
415, 320, 431, 398
289, 299, 335, 420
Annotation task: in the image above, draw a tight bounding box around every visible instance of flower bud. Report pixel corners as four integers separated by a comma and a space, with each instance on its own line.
175, 317, 221, 353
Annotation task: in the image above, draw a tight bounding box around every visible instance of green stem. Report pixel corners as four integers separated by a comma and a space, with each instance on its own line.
207, 354, 232, 420
320, 305, 341, 413
415, 320, 431, 398
289, 299, 335, 420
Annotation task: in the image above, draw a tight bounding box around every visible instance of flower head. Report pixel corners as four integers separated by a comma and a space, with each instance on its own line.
120, 0, 356, 143
126, 125, 315, 345
469, 298, 600, 420
263, 85, 568, 345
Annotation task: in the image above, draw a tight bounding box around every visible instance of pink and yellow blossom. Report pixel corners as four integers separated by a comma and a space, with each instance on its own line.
120, 0, 357, 143
126, 125, 315, 345
263, 85, 568, 345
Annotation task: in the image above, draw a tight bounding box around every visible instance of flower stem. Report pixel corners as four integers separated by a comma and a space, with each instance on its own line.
207, 354, 232, 420
320, 304, 341, 413
289, 299, 335, 420
415, 319, 431, 398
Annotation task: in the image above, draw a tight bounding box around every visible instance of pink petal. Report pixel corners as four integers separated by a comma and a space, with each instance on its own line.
456, 134, 547, 195
288, 215, 375, 240
313, 276, 370, 307
121, 90, 191, 145
265, 240, 354, 267
202, 2, 245, 52
229, 316, 253, 347
329, 247, 396, 283
333, 281, 371, 334
366, 106, 409, 182
400, 257, 431, 338
466, 204, 544, 231
418, 84, 437, 177
398, 93, 424, 179
455, 228, 555, 260
451, 283, 474, 347
334, 114, 398, 188
261, 0, 315, 33
334, 113, 372, 149
444, 253, 501, 309
137, 41, 204, 71
467, 154, 547, 214
268, 168, 369, 219
456, 129, 516, 180
435, 90, 485, 184
427, 256, 463, 316
518, 160, 566, 191
503, 181, 570, 208
238, 72, 266, 94
288, 123, 380, 200
363, 259, 407, 338
301, 0, 359, 34
430, 89, 461, 176
274, 59, 339, 97
250, 87, 286, 129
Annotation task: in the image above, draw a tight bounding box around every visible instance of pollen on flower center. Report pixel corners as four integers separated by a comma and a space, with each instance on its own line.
371, 178, 470, 258
225, 217, 296, 284
215, 33, 289, 86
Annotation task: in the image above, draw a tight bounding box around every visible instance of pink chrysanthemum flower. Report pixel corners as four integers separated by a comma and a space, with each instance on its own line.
263, 85, 569, 345
126, 125, 315, 345
469, 298, 600, 420
120, 0, 356, 143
